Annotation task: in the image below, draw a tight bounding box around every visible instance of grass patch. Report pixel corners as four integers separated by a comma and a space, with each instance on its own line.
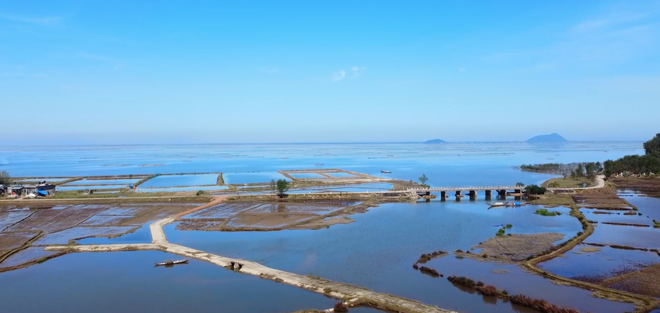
543, 177, 593, 188
654, 220, 660, 228
496, 228, 506, 236
535, 209, 561, 216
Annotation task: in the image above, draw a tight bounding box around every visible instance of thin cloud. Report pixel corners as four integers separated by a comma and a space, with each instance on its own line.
572, 12, 647, 33
0, 13, 61, 26
332, 70, 346, 82
351, 66, 366, 78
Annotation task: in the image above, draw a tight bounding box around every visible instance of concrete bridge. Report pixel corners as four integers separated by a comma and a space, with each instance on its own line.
406, 186, 524, 201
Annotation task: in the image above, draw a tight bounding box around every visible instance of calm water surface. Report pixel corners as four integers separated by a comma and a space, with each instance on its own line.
0, 251, 338, 313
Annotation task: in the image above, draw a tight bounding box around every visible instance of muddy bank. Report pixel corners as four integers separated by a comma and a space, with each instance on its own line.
611, 177, 660, 197
465, 233, 565, 262
604, 263, 660, 298
175, 200, 378, 232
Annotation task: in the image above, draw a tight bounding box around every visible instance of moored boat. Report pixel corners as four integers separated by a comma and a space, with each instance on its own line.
381, 170, 391, 173
155, 259, 189, 267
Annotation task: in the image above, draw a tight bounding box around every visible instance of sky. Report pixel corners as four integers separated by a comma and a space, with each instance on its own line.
1, 0, 659, 145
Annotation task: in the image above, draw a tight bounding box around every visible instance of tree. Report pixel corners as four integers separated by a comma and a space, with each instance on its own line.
0, 171, 10, 186
269, 179, 277, 193
515, 182, 525, 187
418, 174, 429, 187
276, 179, 290, 196
584, 163, 596, 178
576, 163, 584, 177
644, 133, 660, 159
524, 185, 547, 195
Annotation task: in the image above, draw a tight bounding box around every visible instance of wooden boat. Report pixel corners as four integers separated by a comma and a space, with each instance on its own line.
381, 170, 391, 173
488, 202, 508, 208
155, 259, 188, 267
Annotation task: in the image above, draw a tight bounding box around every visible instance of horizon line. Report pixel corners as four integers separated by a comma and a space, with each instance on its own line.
0, 140, 645, 148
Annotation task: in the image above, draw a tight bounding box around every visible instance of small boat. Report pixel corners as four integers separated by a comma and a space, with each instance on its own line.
381, 170, 391, 173
488, 202, 508, 208
155, 259, 189, 267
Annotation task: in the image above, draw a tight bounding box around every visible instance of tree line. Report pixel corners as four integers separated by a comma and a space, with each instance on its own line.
519, 162, 602, 178
604, 133, 660, 177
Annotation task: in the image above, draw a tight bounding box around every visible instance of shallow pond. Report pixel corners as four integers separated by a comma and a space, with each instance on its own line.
137, 185, 228, 193
587, 224, 660, 249
619, 191, 660, 222
163, 201, 621, 313
58, 185, 125, 191
0, 251, 341, 313
223, 172, 288, 184
63, 179, 140, 186
140, 174, 219, 188
538, 244, 660, 283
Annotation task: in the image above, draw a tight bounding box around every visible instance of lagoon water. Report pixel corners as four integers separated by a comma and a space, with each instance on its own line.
0, 142, 648, 313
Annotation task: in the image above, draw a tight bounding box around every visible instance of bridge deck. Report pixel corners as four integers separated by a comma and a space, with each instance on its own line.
407, 186, 521, 192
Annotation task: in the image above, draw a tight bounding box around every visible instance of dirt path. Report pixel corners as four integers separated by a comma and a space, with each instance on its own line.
46, 214, 456, 313
548, 175, 606, 192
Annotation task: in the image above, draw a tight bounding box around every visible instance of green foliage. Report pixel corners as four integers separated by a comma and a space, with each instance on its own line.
604, 155, 660, 177
515, 182, 525, 187
506, 224, 513, 229
535, 209, 561, 216
496, 228, 505, 236
196, 190, 205, 196
269, 179, 277, 192
549, 181, 560, 188
644, 133, 660, 159
0, 171, 10, 186
653, 219, 660, 228
276, 179, 290, 195
524, 185, 546, 195
418, 174, 429, 187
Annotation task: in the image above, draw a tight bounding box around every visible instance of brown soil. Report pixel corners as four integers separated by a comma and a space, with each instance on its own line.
0, 232, 37, 253
469, 233, 565, 261
572, 187, 634, 210
611, 177, 660, 197
288, 216, 355, 230
5, 206, 103, 233
227, 213, 317, 228
604, 263, 660, 298
579, 247, 601, 253
601, 222, 650, 227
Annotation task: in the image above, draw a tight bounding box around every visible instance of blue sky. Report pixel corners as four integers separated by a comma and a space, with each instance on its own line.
1, 0, 659, 144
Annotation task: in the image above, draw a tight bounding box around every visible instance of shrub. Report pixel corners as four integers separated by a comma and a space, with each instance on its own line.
496, 229, 506, 236
333, 302, 349, 313
196, 190, 205, 196
535, 209, 560, 216
524, 185, 547, 195
506, 224, 513, 229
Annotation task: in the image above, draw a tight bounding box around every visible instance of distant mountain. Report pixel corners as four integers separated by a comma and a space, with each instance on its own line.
526, 133, 568, 143
424, 139, 446, 144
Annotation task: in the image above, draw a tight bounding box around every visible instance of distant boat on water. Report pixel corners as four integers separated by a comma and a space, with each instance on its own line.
155, 259, 188, 267
381, 170, 391, 173
488, 202, 508, 208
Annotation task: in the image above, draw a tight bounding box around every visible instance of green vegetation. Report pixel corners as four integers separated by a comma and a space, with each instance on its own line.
496, 228, 506, 236
0, 170, 11, 186
269, 179, 277, 193
196, 190, 205, 196
605, 133, 660, 176
519, 162, 602, 177
524, 185, 546, 195
515, 182, 525, 187
276, 179, 290, 196
418, 174, 429, 188
653, 219, 660, 228
644, 133, 660, 158
535, 209, 561, 216
506, 224, 513, 229
542, 177, 592, 188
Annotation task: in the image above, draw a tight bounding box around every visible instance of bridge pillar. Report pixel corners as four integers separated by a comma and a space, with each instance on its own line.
455, 190, 462, 201
514, 189, 522, 200
469, 190, 477, 201
497, 190, 507, 200
485, 190, 492, 201
440, 191, 446, 202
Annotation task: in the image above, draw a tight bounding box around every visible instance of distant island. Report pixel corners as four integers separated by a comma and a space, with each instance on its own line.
526, 133, 568, 143
424, 139, 446, 144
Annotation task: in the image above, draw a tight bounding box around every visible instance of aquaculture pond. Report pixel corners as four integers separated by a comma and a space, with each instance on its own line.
137, 185, 228, 193
63, 179, 140, 185
58, 185, 125, 191
0, 251, 341, 313
288, 182, 393, 193
140, 174, 219, 188
223, 171, 288, 184
163, 201, 633, 313
619, 190, 660, 222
